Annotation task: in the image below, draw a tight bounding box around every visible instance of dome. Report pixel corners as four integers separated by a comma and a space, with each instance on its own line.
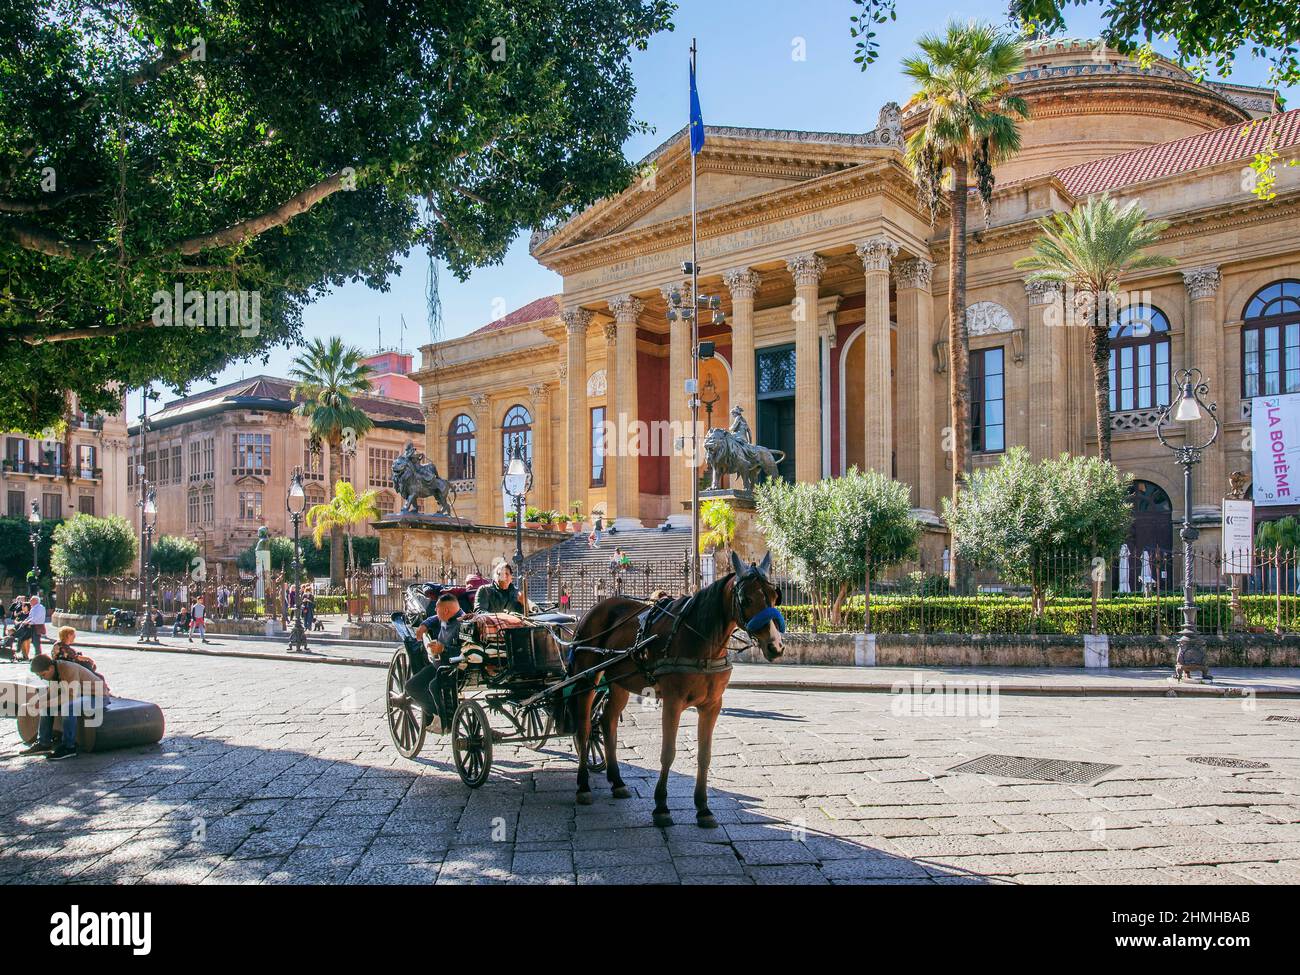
902, 38, 1265, 185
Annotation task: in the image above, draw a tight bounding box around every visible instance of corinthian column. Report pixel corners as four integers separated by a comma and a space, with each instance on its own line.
786, 253, 826, 482
1183, 265, 1223, 517
1025, 279, 1067, 462
469, 392, 496, 525
664, 282, 694, 527
561, 307, 591, 518
895, 257, 934, 508
856, 236, 899, 477
608, 294, 643, 527
529, 381, 552, 511
723, 269, 760, 444
601, 322, 618, 524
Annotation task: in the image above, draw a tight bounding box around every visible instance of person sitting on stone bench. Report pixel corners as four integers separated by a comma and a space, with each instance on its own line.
21, 653, 111, 762
50, 626, 100, 674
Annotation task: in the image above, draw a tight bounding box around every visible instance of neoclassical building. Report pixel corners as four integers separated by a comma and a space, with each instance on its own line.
414, 39, 1300, 554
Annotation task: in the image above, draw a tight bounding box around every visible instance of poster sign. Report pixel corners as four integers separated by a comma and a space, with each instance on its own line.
1251, 393, 1300, 505
1221, 499, 1255, 575
371, 560, 388, 596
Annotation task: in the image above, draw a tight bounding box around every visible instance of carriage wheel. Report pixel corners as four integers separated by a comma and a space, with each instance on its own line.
581, 692, 607, 774
385, 648, 426, 760
452, 700, 493, 788
519, 701, 554, 751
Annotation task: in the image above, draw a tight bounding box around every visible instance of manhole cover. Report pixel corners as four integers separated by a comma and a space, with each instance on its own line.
1265, 714, 1300, 724
1187, 756, 1270, 769
947, 754, 1118, 784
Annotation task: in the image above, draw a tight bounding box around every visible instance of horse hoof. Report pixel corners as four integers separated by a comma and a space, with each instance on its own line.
652, 811, 674, 828
576, 791, 594, 806
611, 786, 632, 799
696, 813, 719, 829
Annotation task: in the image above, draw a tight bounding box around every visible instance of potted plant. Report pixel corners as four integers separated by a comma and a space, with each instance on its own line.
569, 501, 585, 532
538, 510, 554, 529
506, 509, 517, 526
555, 511, 569, 531
525, 505, 542, 530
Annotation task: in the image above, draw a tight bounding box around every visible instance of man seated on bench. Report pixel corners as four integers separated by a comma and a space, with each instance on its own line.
405, 593, 465, 733
21, 653, 110, 761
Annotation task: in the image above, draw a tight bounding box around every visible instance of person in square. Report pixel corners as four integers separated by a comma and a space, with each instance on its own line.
473, 560, 524, 615
404, 592, 465, 732
21, 653, 110, 761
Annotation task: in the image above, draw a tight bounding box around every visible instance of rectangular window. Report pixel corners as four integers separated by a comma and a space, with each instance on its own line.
76, 444, 97, 476
42, 493, 62, 520
170, 445, 183, 484
202, 490, 214, 525
238, 491, 263, 520
6, 490, 24, 518
304, 439, 324, 480
187, 491, 200, 525
368, 447, 398, 488
970, 347, 1005, 454
203, 437, 215, 479
232, 433, 272, 476
158, 446, 170, 484
1244, 328, 1260, 399
189, 440, 202, 481
590, 406, 606, 487
78, 495, 94, 516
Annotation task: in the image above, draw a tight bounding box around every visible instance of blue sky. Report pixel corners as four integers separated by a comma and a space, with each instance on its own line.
160, 0, 1296, 411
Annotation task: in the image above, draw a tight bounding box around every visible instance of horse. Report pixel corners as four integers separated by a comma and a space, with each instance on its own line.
565, 551, 785, 828
702, 427, 784, 492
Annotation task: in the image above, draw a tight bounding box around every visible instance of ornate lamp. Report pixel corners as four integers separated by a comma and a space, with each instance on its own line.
502, 440, 532, 583
286, 467, 310, 653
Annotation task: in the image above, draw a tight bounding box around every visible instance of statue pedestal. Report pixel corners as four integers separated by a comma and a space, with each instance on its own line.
689, 490, 756, 511
374, 515, 566, 569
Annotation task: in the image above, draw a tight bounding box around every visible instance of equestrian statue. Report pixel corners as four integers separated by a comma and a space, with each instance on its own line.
392, 441, 457, 516
701, 405, 784, 493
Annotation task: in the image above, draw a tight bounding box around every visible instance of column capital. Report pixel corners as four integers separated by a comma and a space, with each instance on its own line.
660, 281, 693, 308
1024, 278, 1064, 305
561, 307, 592, 334
894, 257, 934, 292
469, 392, 490, 416
1182, 265, 1221, 300
785, 252, 826, 287
527, 382, 550, 404
603, 322, 618, 343
556, 364, 568, 384
855, 235, 899, 272
607, 293, 644, 324
722, 267, 761, 300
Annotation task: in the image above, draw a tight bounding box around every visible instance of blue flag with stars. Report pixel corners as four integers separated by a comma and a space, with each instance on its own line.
689, 61, 705, 155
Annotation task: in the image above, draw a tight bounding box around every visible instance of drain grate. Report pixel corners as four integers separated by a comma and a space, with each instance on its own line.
948, 754, 1118, 784
1265, 714, 1300, 724
1187, 756, 1270, 769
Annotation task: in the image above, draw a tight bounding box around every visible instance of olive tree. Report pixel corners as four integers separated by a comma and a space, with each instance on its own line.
50, 513, 138, 577
942, 447, 1132, 610
756, 467, 921, 624
149, 535, 200, 575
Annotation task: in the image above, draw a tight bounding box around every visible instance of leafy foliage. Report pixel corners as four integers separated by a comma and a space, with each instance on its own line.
942, 447, 1132, 599
0, 0, 674, 431
50, 513, 137, 577
234, 535, 308, 582
149, 534, 199, 574
756, 468, 921, 621
0, 516, 60, 584
305, 479, 381, 578
699, 498, 736, 555
1257, 515, 1300, 552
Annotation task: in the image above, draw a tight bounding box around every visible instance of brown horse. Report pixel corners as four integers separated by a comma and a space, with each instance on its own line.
566, 551, 784, 828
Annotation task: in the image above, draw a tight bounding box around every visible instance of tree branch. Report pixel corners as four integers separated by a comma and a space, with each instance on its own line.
0, 216, 98, 259
0, 186, 105, 213
8, 317, 154, 345
170, 170, 352, 255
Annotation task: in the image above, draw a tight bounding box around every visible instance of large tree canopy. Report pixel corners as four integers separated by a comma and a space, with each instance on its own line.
0, 0, 674, 431
853, 1, 1300, 88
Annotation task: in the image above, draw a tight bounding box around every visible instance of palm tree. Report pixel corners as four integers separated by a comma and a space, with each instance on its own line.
290, 338, 374, 586
902, 20, 1027, 585
306, 480, 381, 620
699, 498, 737, 571
1015, 194, 1176, 461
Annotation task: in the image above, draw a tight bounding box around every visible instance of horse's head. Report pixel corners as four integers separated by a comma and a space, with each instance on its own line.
729, 551, 784, 661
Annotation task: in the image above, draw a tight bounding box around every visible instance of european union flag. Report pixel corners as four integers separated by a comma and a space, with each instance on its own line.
689, 61, 705, 156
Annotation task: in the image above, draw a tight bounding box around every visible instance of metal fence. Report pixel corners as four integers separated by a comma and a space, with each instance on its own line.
34, 545, 1300, 638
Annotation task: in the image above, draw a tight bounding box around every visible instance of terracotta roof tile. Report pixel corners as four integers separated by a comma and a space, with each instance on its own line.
1054, 109, 1300, 196
471, 294, 561, 334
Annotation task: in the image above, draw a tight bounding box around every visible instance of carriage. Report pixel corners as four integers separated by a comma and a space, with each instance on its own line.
384, 585, 641, 787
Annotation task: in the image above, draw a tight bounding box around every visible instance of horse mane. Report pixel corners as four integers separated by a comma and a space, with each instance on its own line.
675, 571, 737, 653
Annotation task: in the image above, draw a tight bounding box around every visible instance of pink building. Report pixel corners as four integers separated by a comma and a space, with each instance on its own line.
362, 351, 421, 404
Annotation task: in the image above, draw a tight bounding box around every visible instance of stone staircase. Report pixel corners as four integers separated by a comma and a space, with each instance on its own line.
519, 525, 695, 612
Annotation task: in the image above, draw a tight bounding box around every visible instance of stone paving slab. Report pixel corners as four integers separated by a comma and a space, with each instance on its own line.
1, 649, 1298, 885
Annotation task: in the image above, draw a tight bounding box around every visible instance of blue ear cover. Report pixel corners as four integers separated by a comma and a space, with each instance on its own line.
745, 605, 787, 634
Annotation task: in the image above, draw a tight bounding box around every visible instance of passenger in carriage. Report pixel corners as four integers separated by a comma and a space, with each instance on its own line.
405, 592, 465, 733
473, 560, 524, 615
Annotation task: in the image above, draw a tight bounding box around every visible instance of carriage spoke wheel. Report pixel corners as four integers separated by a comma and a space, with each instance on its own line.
452, 700, 493, 788
581, 693, 607, 774
385, 648, 426, 760
519, 702, 554, 751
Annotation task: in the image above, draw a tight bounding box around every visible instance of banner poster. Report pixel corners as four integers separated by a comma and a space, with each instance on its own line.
1251, 393, 1300, 505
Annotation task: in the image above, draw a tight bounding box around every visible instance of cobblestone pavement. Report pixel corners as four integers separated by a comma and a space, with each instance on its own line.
2, 649, 1299, 885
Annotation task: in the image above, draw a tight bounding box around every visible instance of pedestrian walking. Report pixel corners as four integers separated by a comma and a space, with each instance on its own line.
25, 594, 46, 656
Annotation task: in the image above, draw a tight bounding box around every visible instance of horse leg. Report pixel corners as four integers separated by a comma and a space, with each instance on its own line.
604, 685, 632, 798
652, 695, 684, 827
694, 699, 723, 829
571, 687, 595, 806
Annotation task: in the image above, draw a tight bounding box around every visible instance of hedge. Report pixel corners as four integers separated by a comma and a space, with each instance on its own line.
781, 594, 1300, 635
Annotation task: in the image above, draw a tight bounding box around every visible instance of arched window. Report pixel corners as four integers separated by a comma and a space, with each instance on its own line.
1242, 280, 1300, 398
1108, 304, 1171, 412
448, 413, 476, 481
502, 404, 533, 468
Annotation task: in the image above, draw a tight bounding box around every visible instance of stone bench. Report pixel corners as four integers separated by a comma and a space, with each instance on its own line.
1, 679, 164, 752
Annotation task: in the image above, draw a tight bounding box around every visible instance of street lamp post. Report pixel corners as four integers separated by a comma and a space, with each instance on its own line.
1155, 366, 1220, 681
286, 467, 310, 654
138, 487, 160, 644
502, 440, 533, 595
27, 501, 41, 596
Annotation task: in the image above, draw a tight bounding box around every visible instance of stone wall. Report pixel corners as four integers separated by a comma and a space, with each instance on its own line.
374, 517, 567, 568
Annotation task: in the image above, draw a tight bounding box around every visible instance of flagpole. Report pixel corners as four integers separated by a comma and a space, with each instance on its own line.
689, 37, 701, 593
